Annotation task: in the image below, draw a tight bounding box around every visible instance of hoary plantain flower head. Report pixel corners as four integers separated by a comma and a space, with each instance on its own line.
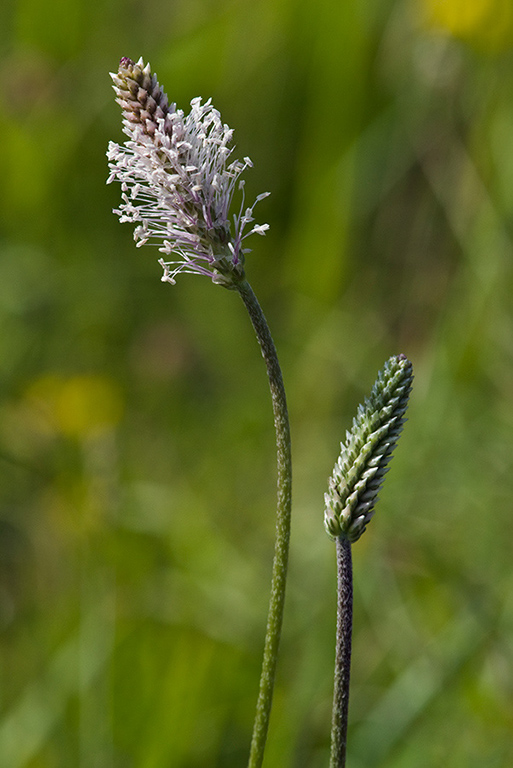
107, 57, 269, 288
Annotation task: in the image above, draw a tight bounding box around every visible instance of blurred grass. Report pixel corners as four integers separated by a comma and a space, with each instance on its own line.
1, 0, 513, 765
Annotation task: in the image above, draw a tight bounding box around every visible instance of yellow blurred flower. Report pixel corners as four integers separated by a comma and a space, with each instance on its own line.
422, 0, 513, 52
26, 373, 124, 438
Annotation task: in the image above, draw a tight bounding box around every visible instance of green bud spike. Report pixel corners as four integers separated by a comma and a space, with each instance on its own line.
324, 354, 413, 543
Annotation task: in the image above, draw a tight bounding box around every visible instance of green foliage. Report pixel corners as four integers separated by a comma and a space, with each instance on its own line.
2, 0, 513, 765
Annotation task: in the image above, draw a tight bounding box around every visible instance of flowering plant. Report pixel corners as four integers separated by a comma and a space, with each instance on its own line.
108, 57, 290, 768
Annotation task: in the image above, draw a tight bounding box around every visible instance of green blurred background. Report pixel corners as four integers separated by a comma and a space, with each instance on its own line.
2, 0, 513, 765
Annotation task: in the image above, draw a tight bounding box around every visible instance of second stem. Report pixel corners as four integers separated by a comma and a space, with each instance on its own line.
330, 536, 353, 768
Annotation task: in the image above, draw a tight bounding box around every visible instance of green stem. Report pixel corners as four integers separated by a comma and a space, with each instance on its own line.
236, 279, 292, 768
330, 536, 353, 768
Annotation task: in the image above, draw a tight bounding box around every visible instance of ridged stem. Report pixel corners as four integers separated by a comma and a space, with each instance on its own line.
330, 536, 353, 768
236, 279, 292, 768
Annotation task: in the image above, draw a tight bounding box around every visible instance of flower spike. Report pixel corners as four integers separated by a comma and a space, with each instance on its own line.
107, 57, 269, 288
324, 354, 413, 543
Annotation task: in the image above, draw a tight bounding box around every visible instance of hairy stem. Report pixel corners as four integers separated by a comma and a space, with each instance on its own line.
330, 536, 353, 768
236, 279, 292, 768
